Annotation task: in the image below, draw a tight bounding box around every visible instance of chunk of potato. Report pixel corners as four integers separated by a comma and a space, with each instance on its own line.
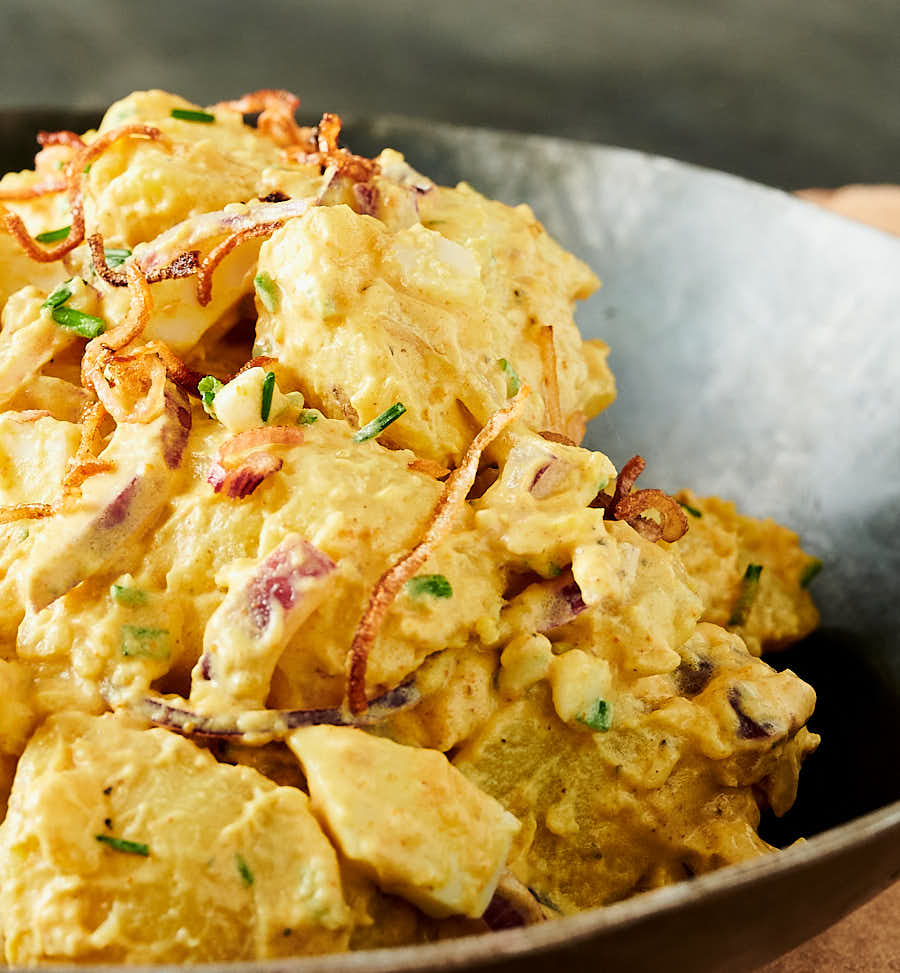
288, 725, 519, 919
0, 712, 350, 964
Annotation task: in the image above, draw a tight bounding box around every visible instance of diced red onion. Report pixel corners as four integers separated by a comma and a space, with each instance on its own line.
537, 572, 588, 633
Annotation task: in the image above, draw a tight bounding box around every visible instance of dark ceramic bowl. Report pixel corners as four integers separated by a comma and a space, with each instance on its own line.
2, 111, 899, 973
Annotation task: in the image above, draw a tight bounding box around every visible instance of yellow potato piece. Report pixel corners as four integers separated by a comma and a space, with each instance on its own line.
0, 712, 350, 964
288, 725, 520, 919
668, 491, 819, 654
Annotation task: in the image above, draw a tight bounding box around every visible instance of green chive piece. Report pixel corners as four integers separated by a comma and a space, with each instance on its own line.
170, 108, 216, 123
50, 306, 106, 339
260, 371, 276, 422
353, 402, 406, 442
407, 574, 453, 599
728, 563, 763, 627
35, 225, 71, 244
254, 272, 279, 313
236, 854, 254, 887
198, 375, 223, 418
42, 281, 74, 310
528, 887, 561, 912
83, 162, 92, 175
297, 410, 319, 425
96, 834, 150, 857
578, 698, 612, 732
111, 584, 148, 607
498, 358, 521, 397
800, 558, 823, 588
678, 500, 703, 519
104, 247, 132, 268
121, 625, 171, 660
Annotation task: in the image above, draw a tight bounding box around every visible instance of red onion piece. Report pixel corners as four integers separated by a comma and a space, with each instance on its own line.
26, 383, 192, 611
537, 571, 588, 633
134, 680, 420, 743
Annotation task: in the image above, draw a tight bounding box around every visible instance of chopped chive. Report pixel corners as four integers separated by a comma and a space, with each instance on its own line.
121, 625, 170, 660
254, 272, 279, 313
297, 410, 319, 425
50, 306, 106, 339
35, 225, 71, 244
198, 375, 223, 418
498, 358, 520, 397
546, 562, 562, 578
728, 563, 763, 627
528, 887, 562, 912
83, 162, 92, 175
800, 558, 823, 588
111, 584, 148, 607
236, 854, 254, 887
96, 834, 150, 857
170, 108, 216, 123
42, 280, 74, 310
578, 698, 612, 732
353, 402, 406, 442
104, 247, 132, 268
678, 500, 703, 519
260, 371, 276, 422
407, 574, 453, 599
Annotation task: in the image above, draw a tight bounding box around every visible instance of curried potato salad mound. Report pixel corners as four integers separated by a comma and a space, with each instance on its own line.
0, 90, 821, 964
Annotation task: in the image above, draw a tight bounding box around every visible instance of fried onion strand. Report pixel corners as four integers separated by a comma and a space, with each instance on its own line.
0, 124, 171, 263
195, 221, 283, 307
346, 385, 530, 714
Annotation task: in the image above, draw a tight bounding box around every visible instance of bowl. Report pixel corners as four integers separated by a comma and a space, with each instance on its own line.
2, 110, 899, 973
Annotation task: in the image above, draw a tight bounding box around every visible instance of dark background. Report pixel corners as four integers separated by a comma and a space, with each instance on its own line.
1, 0, 898, 189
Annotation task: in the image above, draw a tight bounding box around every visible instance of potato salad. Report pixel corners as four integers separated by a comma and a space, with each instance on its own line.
0, 90, 821, 964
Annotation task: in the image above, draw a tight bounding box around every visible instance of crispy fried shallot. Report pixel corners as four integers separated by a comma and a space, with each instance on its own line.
539, 429, 578, 447
93, 352, 167, 425
346, 385, 531, 714
214, 89, 315, 150
208, 426, 306, 499
283, 111, 379, 183
209, 451, 284, 500
61, 401, 114, 495
81, 260, 154, 419
230, 355, 278, 381
141, 341, 204, 396
0, 402, 112, 525
88, 232, 199, 288
537, 325, 564, 434
593, 454, 688, 543
217, 425, 305, 463
195, 220, 283, 307
0, 503, 55, 525
408, 457, 451, 479
0, 124, 171, 263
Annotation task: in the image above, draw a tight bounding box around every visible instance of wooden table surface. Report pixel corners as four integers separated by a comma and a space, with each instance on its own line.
758, 882, 900, 972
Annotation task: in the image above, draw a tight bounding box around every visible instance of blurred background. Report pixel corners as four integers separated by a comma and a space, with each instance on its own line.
1, 0, 897, 189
